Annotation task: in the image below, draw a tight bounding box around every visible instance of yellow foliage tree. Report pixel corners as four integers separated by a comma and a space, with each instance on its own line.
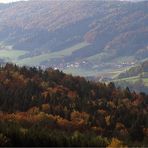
107, 138, 127, 148
41, 104, 50, 113
71, 111, 89, 124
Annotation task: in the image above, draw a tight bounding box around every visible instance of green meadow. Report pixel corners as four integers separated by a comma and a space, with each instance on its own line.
17, 42, 90, 66
114, 74, 148, 86
0, 49, 27, 60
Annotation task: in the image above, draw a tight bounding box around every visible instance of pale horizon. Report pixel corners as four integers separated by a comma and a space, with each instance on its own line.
0, 0, 28, 3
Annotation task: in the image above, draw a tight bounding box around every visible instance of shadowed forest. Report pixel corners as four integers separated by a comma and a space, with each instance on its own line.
0, 63, 147, 147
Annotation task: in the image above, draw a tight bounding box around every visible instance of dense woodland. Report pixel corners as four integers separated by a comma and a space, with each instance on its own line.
0, 63, 147, 147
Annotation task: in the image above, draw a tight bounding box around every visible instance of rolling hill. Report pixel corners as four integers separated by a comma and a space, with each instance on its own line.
0, 0, 148, 76
113, 60, 148, 92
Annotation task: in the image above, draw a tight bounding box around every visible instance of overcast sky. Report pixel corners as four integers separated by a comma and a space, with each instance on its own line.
0, 0, 28, 3
0, 0, 147, 3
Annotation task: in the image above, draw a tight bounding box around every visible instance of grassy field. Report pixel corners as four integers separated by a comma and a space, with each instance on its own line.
63, 67, 99, 77
0, 42, 28, 61
17, 42, 90, 66
114, 76, 139, 82
144, 78, 148, 86
114, 75, 148, 86
86, 52, 113, 63
0, 49, 27, 60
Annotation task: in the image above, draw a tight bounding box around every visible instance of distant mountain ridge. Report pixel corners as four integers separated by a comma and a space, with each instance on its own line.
0, 0, 148, 76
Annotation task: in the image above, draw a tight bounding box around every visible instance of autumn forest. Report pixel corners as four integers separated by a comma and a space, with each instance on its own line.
0, 63, 147, 147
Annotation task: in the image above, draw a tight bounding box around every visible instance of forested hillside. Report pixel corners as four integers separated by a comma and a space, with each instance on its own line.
0, 0, 148, 76
0, 63, 147, 147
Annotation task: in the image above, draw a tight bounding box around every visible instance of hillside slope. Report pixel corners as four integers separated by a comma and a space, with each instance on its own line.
0, 63, 147, 146
0, 0, 148, 76
113, 60, 148, 92
117, 60, 148, 79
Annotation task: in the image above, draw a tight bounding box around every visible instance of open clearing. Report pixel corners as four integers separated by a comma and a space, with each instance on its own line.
0, 49, 27, 60
17, 42, 90, 66
114, 75, 148, 86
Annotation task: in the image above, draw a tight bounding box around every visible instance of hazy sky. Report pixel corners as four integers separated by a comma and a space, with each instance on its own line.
0, 0, 27, 3
0, 0, 146, 3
